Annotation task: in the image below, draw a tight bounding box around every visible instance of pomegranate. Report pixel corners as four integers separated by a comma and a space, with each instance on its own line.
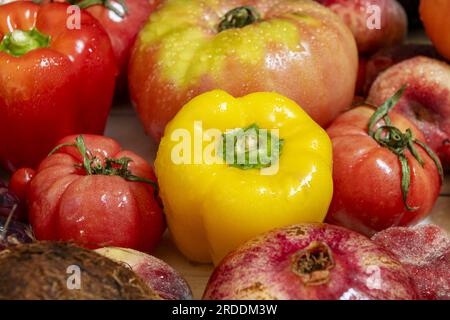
203, 223, 417, 300
372, 224, 450, 300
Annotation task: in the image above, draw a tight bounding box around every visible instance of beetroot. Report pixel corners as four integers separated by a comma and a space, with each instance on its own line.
0, 181, 19, 219
0, 216, 33, 251
0, 180, 26, 221
0, 181, 33, 250
372, 224, 450, 300
203, 223, 417, 300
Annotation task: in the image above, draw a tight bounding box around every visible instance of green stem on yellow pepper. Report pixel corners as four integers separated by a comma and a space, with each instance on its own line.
221, 124, 284, 170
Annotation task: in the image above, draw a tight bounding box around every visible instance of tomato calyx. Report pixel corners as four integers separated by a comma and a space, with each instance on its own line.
291, 241, 335, 286
74, 0, 129, 18
218, 6, 261, 32
49, 135, 159, 194
367, 86, 443, 211
0, 28, 51, 57
221, 124, 284, 170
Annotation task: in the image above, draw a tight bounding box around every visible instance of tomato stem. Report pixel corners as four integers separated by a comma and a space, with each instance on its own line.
0, 28, 50, 57
218, 6, 260, 32
367, 86, 443, 211
77, 0, 129, 18
49, 135, 159, 195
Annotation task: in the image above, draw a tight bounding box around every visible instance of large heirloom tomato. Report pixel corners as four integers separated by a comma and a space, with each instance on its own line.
0, 2, 117, 172
11, 135, 165, 252
326, 88, 442, 236
130, 0, 358, 142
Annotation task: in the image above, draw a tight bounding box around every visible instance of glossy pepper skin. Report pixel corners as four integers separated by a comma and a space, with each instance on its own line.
155, 90, 333, 264
129, 0, 358, 142
0, 2, 117, 172
10, 134, 165, 252
41, 0, 161, 94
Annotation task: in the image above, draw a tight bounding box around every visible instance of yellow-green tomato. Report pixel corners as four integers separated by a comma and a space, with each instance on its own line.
130, 0, 358, 142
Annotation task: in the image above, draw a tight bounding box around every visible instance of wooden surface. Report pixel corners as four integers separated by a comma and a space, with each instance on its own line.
105, 103, 450, 300
104, 104, 214, 300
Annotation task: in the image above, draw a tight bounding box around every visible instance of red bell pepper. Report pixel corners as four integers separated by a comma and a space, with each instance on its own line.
36, 0, 160, 94
0, 2, 117, 172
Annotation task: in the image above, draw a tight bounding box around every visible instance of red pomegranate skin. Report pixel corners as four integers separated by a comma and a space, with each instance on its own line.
372, 224, 450, 300
203, 223, 417, 300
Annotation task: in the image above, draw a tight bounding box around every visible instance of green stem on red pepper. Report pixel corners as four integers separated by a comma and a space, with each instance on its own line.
367, 85, 443, 211
48, 135, 159, 195
0, 28, 51, 57
218, 6, 261, 32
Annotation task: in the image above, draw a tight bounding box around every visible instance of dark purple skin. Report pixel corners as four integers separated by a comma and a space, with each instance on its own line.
0, 216, 34, 251
203, 223, 417, 300
0, 180, 23, 221
0, 179, 33, 250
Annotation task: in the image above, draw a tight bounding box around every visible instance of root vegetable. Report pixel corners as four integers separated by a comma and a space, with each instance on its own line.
0, 242, 160, 300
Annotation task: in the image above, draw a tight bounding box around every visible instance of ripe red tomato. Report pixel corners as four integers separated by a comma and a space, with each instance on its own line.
316, 0, 407, 55
11, 134, 165, 252
0, 2, 117, 172
129, 0, 358, 142
326, 88, 442, 236
75, 0, 161, 93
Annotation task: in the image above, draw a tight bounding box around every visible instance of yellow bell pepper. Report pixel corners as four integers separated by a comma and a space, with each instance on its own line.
155, 90, 333, 264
